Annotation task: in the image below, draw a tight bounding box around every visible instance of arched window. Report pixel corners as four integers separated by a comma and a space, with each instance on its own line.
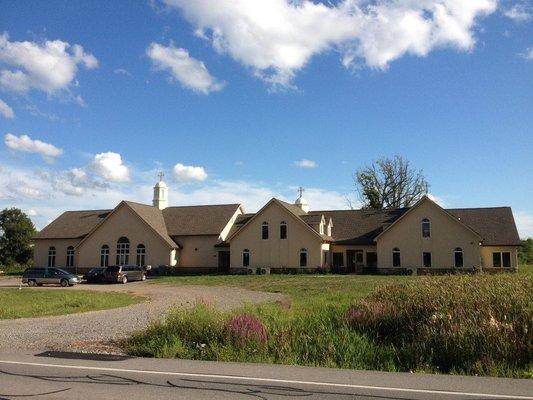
136, 244, 146, 266
116, 236, 130, 265
100, 245, 110, 267
279, 221, 287, 239
299, 248, 308, 267
422, 218, 431, 238
66, 246, 75, 267
47, 246, 56, 267
454, 247, 464, 268
242, 249, 250, 267
261, 222, 269, 240
392, 248, 401, 267
319, 223, 324, 234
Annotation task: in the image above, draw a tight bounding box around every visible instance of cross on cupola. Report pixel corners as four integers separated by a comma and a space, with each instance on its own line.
298, 186, 305, 197
158, 171, 165, 182
294, 186, 309, 213
152, 171, 168, 210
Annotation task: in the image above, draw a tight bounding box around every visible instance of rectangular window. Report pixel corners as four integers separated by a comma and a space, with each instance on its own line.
454, 251, 463, 268
262, 224, 269, 240
502, 252, 511, 268
423, 252, 432, 268
493, 252, 501, 268
242, 252, 250, 267
393, 252, 401, 267
280, 224, 287, 239
300, 252, 307, 267
332, 252, 344, 268
66, 251, 74, 267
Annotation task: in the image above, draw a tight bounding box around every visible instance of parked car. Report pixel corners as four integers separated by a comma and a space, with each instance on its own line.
103, 265, 146, 284
22, 267, 80, 287
83, 267, 106, 283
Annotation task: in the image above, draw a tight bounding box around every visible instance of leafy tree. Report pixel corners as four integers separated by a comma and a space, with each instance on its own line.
518, 238, 533, 265
352, 155, 429, 209
0, 208, 36, 266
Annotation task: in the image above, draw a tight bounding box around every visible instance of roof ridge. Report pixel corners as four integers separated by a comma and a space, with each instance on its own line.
62, 209, 112, 213
164, 203, 240, 209
447, 206, 511, 210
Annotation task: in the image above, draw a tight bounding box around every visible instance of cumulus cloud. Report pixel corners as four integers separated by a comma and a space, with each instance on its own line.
0, 98, 14, 118
91, 152, 130, 182
503, 3, 532, 22
294, 159, 317, 169
4, 133, 63, 161
0, 32, 97, 95
520, 47, 533, 60
173, 163, 208, 182
164, 0, 496, 88
147, 42, 225, 94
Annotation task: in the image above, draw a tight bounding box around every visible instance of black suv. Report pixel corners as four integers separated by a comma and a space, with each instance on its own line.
103, 265, 146, 284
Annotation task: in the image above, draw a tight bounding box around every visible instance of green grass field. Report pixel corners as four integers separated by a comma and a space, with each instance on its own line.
0, 289, 144, 319
128, 268, 532, 378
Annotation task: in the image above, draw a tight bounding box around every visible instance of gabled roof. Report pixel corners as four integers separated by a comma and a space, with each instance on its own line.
447, 207, 520, 246
162, 204, 241, 236
33, 209, 111, 239
124, 201, 176, 248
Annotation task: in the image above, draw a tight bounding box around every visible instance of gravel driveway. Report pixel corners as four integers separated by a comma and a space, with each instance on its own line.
0, 277, 283, 353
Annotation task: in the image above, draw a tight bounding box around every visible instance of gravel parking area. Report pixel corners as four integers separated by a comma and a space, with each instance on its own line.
0, 277, 283, 353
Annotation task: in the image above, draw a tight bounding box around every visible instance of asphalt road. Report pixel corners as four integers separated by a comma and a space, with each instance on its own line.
0, 351, 531, 400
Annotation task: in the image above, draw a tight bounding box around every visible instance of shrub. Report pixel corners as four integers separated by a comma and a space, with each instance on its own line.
346, 274, 533, 375
223, 313, 268, 345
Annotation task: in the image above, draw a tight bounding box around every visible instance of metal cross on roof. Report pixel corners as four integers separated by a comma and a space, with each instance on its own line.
298, 186, 305, 197
158, 171, 164, 182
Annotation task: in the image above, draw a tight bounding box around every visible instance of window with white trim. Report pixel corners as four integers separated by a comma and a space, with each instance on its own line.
422, 218, 431, 238
392, 248, 401, 267
47, 246, 56, 267
116, 236, 130, 265
261, 222, 269, 240
100, 245, 109, 267
299, 248, 308, 267
242, 249, 250, 267
280, 221, 287, 239
136, 244, 146, 266
66, 246, 75, 267
454, 247, 463, 268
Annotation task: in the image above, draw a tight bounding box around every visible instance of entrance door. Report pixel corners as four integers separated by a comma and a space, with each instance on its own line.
366, 252, 377, 272
218, 251, 230, 273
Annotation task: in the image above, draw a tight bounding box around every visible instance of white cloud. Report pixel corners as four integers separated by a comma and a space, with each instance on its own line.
0, 98, 14, 118
520, 47, 533, 60
294, 159, 317, 169
173, 163, 208, 182
515, 211, 533, 239
24, 104, 61, 121
25, 208, 38, 217
4, 133, 63, 161
147, 42, 225, 94
164, 0, 496, 88
0, 32, 97, 95
503, 4, 532, 22
91, 152, 130, 182
113, 68, 132, 77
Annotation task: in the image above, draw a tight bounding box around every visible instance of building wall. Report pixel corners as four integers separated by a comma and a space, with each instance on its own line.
376, 199, 481, 269
174, 235, 220, 268
34, 238, 81, 268
480, 246, 519, 268
76, 204, 174, 268
229, 201, 323, 269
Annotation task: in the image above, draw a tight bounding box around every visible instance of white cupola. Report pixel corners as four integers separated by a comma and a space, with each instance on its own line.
153, 172, 168, 210
294, 186, 309, 213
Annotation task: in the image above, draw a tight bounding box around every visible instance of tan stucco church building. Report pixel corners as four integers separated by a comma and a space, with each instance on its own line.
33, 176, 521, 273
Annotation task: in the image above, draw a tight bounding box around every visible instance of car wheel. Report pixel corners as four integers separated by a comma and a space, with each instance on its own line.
28, 280, 37, 287
121, 275, 128, 284
60, 279, 69, 287
141, 274, 146, 281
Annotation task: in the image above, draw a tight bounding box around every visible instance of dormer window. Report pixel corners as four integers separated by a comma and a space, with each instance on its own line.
327, 223, 332, 236
280, 221, 287, 239
422, 218, 431, 238
261, 222, 269, 240
319, 223, 324, 234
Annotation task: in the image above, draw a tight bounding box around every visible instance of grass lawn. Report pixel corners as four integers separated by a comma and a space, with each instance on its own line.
0, 289, 144, 319
128, 269, 532, 378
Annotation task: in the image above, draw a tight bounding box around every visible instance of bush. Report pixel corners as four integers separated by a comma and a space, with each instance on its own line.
223, 314, 267, 345
346, 274, 533, 375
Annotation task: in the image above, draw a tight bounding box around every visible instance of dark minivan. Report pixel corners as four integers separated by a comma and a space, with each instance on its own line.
103, 265, 146, 284
22, 267, 80, 287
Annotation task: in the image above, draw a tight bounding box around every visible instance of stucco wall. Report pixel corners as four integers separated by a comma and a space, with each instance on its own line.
33, 238, 81, 268
480, 246, 519, 268
76, 204, 174, 268
174, 235, 220, 268
229, 201, 323, 269
376, 199, 481, 269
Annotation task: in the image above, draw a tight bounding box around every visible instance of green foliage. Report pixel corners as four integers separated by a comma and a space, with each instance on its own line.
130, 273, 532, 377
0, 208, 36, 267
0, 289, 144, 319
518, 238, 533, 265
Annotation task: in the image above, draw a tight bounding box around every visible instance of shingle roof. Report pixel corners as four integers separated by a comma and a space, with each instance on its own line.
124, 201, 176, 247
162, 204, 241, 236
33, 209, 111, 239
447, 207, 520, 246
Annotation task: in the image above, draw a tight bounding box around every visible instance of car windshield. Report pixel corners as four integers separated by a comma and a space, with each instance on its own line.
106, 266, 120, 273
54, 268, 70, 275
89, 268, 104, 273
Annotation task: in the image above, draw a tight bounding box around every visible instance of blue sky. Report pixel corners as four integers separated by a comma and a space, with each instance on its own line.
0, 0, 532, 237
